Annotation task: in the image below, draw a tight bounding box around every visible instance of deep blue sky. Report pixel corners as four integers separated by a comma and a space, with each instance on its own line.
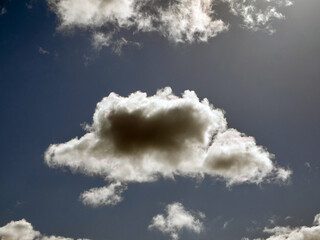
0, 0, 319, 239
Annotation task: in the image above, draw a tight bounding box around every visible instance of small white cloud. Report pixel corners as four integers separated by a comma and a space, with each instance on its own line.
284, 216, 292, 221
45, 87, 291, 206
149, 202, 204, 240
79, 182, 127, 207
0, 219, 91, 240
92, 32, 114, 50
39, 47, 50, 55
245, 213, 320, 240
223, 218, 233, 229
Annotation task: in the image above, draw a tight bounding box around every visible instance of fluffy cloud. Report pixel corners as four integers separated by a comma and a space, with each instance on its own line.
79, 182, 127, 207
244, 213, 320, 240
47, 0, 292, 48
149, 202, 204, 240
45, 87, 290, 206
0, 219, 90, 240
92, 32, 141, 55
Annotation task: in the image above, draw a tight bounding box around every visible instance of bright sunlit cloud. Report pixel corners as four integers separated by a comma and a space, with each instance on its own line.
149, 202, 204, 240
47, 0, 292, 51
45, 87, 291, 207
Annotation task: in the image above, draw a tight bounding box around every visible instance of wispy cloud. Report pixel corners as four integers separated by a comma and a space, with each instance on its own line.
223, 218, 233, 230
92, 32, 141, 54
38, 47, 50, 55
47, 0, 292, 50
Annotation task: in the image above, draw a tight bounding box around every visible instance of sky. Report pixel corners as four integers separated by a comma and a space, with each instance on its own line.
0, 0, 320, 240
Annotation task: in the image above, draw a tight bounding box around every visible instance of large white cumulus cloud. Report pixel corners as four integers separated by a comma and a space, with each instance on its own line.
244, 213, 320, 240
45, 87, 290, 207
149, 202, 204, 240
47, 0, 292, 48
0, 219, 90, 240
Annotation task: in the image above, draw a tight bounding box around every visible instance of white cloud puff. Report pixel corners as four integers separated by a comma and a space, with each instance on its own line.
244, 213, 320, 240
79, 182, 127, 207
148, 202, 204, 240
0, 219, 90, 240
47, 0, 292, 46
45, 87, 291, 206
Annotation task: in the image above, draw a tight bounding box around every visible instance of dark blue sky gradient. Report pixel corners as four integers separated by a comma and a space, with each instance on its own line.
0, 0, 319, 239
